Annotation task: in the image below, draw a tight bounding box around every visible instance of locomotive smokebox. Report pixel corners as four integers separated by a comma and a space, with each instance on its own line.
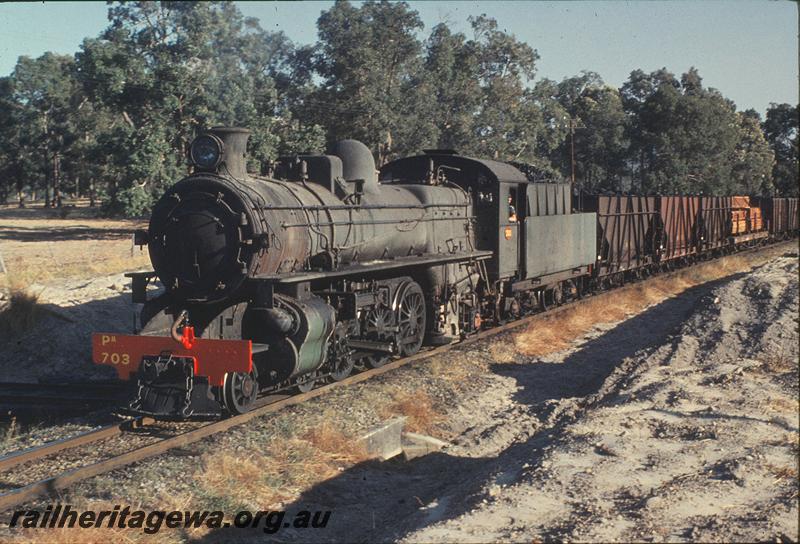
327, 139, 378, 194
189, 126, 250, 179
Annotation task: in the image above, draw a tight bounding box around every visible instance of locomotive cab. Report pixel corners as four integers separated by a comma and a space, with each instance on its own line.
379, 152, 597, 293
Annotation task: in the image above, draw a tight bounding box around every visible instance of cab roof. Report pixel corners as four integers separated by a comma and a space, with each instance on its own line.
380, 151, 529, 185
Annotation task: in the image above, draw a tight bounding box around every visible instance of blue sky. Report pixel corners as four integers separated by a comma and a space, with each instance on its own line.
0, 1, 796, 114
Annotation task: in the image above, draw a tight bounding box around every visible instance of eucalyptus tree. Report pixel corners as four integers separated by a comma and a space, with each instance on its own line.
77, 1, 322, 215
301, 0, 427, 161
763, 103, 799, 196
11, 53, 84, 207
730, 110, 775, 195
549, 72, 628, 191
621, 67, 741, 194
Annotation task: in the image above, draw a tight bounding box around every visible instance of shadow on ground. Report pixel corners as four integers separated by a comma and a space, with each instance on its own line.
0, 225, 136, 243
0, 291, 132, 425
195, 272, 750, 543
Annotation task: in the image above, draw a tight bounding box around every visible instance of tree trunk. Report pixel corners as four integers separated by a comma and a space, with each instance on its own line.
53, 153, 62, 208
44, 154, 51, 208
89, 178, 96, 207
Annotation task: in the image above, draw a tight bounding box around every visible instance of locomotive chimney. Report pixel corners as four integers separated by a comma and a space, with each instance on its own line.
210, 126, 250, 179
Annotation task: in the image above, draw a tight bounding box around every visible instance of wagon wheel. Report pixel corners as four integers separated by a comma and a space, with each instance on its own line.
396, 281, 426, 356
573, 278, 585, 300
363, 305, 394, 368
222, 367, 258, 415
544, 283, 562, 309
538, 289, 548, 311
565, 278, 584, 300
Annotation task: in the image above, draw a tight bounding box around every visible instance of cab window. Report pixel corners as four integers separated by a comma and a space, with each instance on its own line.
508, 187, 518, 222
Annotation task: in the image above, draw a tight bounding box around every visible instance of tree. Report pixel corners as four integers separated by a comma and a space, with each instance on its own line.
551, 72, 628, 191
465, 14, 540, 162
621, 67, 740, 194
763, 103, 799, 196
301, 0, 426, 160
414, 14, 554, 168
74, 1, 324, 216
731, 110, 774, 194
0, 76, 30, 206
0, 3, 791, 210
417, 23, 483, 152
11, 53, 83, 207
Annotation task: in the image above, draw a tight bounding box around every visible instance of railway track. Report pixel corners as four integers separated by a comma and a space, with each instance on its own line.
0, 241, 791, 513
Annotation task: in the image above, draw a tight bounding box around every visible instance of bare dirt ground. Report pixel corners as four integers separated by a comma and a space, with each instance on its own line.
387, 252, 799, 544
0, 244, 795, 544
0, 205, 147, 290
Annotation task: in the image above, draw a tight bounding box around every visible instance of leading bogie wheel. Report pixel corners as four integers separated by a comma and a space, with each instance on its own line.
296, 377, 315, 393
222, 368, 258, 415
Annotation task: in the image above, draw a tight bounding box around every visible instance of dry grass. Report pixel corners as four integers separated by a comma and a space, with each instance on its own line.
198, 423, 366, 510
766, 463, 799, 482
380, 389, 442, 434
488, 342, 520, 364
428, 351, 490, 382
0, 288, 40, 336
303, 421, 368, 462
515, 252, 773, 358
0, 416, 18, 452
0, 206, 148, 290
767, 397, 799, 415
1, 253, 150, 291
761, 339, 797, 374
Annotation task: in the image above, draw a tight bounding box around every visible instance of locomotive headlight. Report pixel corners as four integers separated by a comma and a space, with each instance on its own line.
190, 134, 223, 170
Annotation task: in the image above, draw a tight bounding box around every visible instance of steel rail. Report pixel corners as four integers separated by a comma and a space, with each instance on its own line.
0, 417, 150, 473
0, 240, 791, 512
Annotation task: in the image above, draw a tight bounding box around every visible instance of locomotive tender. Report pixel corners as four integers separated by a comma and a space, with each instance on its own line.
93, 126, 797, 418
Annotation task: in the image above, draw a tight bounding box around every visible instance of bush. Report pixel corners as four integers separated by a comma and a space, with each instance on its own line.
102, 186, 154, 218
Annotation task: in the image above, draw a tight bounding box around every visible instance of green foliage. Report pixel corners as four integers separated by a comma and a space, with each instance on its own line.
620, 67, 747, 195
549, 72, 628, 191
301, 0, 427, 160
72, 1, 324, 214
732, 111, 775, 194
0, 1, 795, 210
763, 103, 799, 196
103, 185, 154, 218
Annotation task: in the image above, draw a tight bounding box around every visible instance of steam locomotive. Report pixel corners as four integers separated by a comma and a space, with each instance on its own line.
92, 126, 798, 418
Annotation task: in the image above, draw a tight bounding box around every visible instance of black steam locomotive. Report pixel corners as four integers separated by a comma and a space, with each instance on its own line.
93, 126, 796, 418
